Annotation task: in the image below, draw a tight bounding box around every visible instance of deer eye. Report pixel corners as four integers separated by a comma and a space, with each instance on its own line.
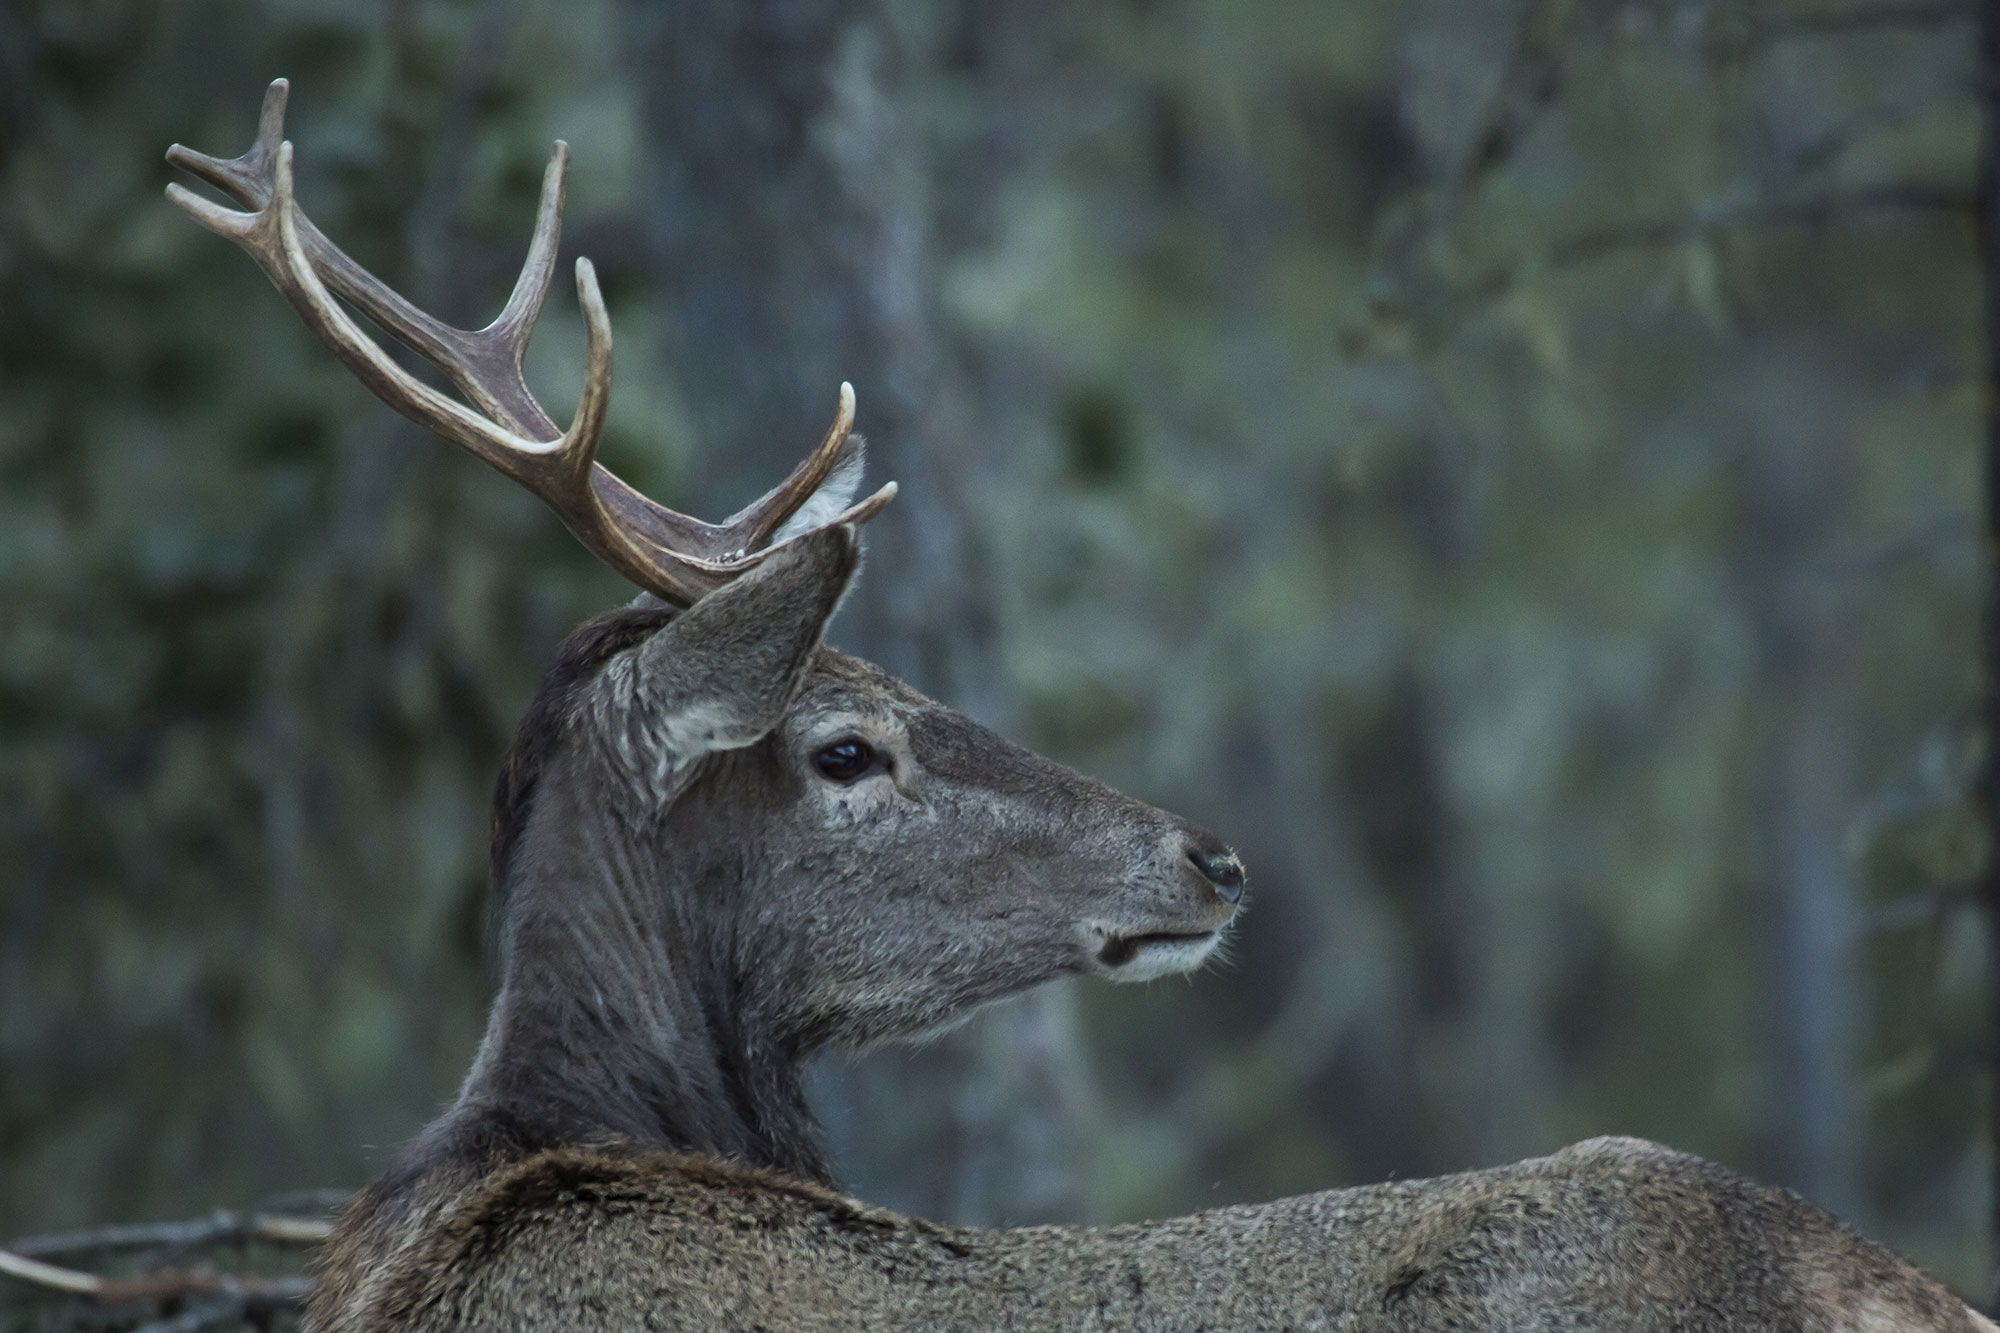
813, 738, 879, 784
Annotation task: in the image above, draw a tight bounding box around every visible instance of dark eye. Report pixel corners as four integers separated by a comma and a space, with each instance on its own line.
813, 738, 879, 784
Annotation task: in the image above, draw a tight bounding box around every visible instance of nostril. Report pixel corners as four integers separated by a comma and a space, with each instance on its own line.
1186, 845, 1246, 904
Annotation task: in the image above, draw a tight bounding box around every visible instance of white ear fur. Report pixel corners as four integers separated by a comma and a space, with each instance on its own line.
770, 436, 867, 545
599, 526, 859, 798
624, 436, 866, 613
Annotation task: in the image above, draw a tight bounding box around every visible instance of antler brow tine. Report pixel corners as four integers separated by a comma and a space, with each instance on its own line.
165, 79, 895, 607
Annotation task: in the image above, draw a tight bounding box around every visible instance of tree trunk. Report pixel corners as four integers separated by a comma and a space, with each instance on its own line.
1742, 389, 1861, 1226
618, 0, 1089, 1225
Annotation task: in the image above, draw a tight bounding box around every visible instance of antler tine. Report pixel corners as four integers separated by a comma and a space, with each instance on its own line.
727, 382, 860, 552
564, 257, 615, 486
167, 79, 558, 439
168, 95, 738, 564
167, 82, 897, 607
171, 140, 703, 603
696, 384, 894, 555
164, 78, 289, 209
487, 146, 567, 351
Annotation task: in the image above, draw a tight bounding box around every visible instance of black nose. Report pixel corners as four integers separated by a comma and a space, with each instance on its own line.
1187, 846, 1246, 904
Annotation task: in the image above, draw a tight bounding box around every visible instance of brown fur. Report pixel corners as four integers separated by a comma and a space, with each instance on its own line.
314, 1137, 1982, 1330
302, 529, 1984, 1331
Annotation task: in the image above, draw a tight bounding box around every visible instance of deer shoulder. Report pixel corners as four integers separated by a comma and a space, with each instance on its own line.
166, 82, 1990, 1333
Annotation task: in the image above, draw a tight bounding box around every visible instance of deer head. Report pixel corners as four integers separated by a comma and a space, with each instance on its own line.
167, 82, 1244, 1187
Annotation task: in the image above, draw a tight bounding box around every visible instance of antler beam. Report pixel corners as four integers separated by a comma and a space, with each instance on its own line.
165, 79, 893, 606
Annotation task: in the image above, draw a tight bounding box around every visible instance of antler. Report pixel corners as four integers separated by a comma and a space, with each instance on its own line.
164, 79, 894, 606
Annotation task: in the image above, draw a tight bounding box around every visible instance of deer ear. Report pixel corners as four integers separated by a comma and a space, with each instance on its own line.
769, 434, 867, 545
625, 525, 860, 759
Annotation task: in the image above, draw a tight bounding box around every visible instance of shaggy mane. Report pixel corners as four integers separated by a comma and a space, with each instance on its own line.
488, 603, 678, 916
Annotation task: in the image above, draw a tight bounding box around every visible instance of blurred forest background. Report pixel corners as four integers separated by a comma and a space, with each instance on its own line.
1, 0, 1991, 1317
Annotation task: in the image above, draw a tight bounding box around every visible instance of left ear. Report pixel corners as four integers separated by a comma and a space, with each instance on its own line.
769, 434, 868, 544
623, 524, 859, 760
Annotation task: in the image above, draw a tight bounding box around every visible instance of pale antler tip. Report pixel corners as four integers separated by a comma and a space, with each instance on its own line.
164, 181, 252, 237
572, 257, 611, 340
260, 80, 291, 140
573, 255, 611, 326
164, 142, 229, 173
837, 480, 898, 528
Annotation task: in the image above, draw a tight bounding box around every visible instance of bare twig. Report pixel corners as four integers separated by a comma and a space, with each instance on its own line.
0, 1246, 104, 1296
0, 1246, 311, 1307
2, 1206, 329, 1332
9, 1209, 334, 1262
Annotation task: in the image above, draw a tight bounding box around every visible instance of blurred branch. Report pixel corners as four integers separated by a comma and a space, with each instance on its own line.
1811, 511, 1978, 581
1367, 181, 1975, 351
1409, 0, 1971, 245
1709, 0, 1973, 59
1364, 0, 1582, 361
1533, 180, 1963, 274
2, 1203, 333, 1332
1370, 0, 1974, 358
8, 1209, 334, 1262
1781, 77, 1980, 180
1431, 0, 1580, 228
0, 1247, 100, 1295
0, 1243, 310, 1305
1868, 881, 1977, 933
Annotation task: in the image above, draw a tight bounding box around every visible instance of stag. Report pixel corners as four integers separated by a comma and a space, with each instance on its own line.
165, 81, 1988, 1332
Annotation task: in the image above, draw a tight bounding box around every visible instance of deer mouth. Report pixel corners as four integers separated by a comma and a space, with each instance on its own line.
1093, 928, 1223, 982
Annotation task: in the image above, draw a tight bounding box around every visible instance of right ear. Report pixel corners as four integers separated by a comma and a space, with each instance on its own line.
610, 525, 859, 768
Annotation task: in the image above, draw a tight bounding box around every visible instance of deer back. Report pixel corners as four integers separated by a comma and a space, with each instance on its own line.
313, 1137, 1985, 1331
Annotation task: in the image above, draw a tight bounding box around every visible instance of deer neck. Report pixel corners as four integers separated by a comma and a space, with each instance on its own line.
452, 758, 830, 1185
